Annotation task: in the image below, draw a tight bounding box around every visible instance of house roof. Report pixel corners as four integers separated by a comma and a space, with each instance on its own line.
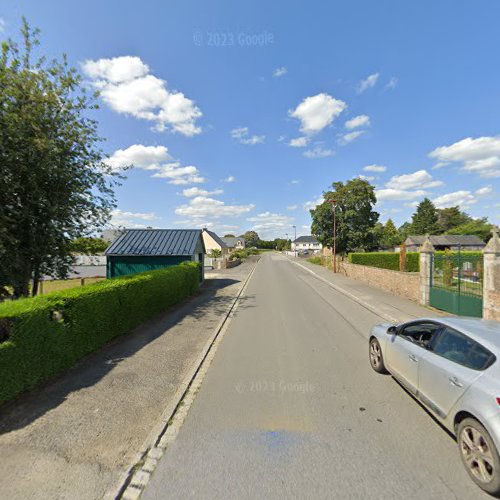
222, 237, 245, 247
293, 235, 319, 243
404, 235, 485, 247
203, 229, 228, 248
105, 229, 203, 256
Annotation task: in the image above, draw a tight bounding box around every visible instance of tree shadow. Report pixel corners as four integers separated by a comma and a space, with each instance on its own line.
0, 274, 255, 435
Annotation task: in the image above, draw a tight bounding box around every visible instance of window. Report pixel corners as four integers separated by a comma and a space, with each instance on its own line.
399, 322, 441, 348
431, 327, 495, 371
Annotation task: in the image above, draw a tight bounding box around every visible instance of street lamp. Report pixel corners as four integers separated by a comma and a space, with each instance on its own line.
285, 233, 288, 253
292, 225, 297, 257
329, 199, 337, 273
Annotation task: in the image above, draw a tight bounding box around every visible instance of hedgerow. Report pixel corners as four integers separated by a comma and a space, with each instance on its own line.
0, 262, 200, 406
348, 252, 420, 272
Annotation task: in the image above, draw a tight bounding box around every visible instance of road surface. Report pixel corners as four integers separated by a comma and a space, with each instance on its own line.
144, 253, 487, 499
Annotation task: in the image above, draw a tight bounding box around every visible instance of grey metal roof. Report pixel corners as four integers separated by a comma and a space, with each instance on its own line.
203, 229, 228, 248
405, 235, 485, 246
105, 229, 202, 256
222, 237, 245, 248
294, 235, 319, 243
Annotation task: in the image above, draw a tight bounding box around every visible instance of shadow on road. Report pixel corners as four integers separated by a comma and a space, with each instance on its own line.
0, 275, 255, 435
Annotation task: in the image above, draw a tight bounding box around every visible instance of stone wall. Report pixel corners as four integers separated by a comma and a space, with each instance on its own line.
213, 258, 241, 270
338, 261, 420, 302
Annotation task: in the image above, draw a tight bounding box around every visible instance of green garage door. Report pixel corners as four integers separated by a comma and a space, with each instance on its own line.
107, 256, 191, 278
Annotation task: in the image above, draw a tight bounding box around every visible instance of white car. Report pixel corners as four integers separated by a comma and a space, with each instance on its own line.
369, 317, 500, 496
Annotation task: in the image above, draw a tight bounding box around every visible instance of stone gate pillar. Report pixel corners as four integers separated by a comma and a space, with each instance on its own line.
419, 235, 434, 306
483, 227, 500, 321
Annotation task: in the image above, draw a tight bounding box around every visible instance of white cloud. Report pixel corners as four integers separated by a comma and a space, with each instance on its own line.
385, 77, 398, 90
475, 186, 493, 196
106, 144, 171, 171
304, 196, 324, 211
356, 174, 375, 181
429, 136, 500, 178
175, 196, 254, 218
376, 189, 427, 201
303, 146, 335, 158
345, 115, 370, 130
273, 66, 287, 77
110, 209, 160, 228
182, 187, 223, 198
223, 175, 236, 183
247, 212, 294, 239
386, 169, 443, 190
289, 93, 347, 135
0, 18, 6, 33
231, 127, 265, 145
363, 164, 387, 173
289, 136, 309, 147
82, 56, 202, 136
290, 179, 300, 184
357, 73, 379, 93
339, 130, 364, 145
287, 205, 298, 210
108, 144, 205, 185
433, 191, 476, 208
152, 163, 205, 185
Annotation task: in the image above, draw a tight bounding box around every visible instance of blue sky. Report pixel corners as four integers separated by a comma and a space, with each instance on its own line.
2, 0, 500, 238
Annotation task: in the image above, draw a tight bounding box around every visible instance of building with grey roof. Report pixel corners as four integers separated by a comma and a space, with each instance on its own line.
404, 235, 485, 252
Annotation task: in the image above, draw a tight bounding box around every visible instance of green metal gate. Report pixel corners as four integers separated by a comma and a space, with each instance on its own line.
429, 250, 483, 317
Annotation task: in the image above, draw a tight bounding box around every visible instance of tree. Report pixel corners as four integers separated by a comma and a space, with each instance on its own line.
224, 234, 235, 238
310, 178, 379, 254
380, 219, 402, 248
410, 198, 439, 235
0, 20, 119, 297
398, 221, 413, 241
69, 237, 109, 254
446, 218, 493, 242
437, 206, 471, 233
240, 230, 260, 248
209, 249, 222, 258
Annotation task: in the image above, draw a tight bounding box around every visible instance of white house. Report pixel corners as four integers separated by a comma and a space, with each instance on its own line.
221, 236, 246, 251
292, 235, 322, 253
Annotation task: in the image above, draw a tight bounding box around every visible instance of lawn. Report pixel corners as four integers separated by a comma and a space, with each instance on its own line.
38, 277, 105, 294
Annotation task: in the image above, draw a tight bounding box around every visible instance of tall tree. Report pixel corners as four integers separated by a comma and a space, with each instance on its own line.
437, 206, 472, 233
380, 219, 402, 247
410, 198, 439, 235
446, 218, 493, 242
240, 230, 260, 247
0, 20, 119, 297
310, 178, 379, 253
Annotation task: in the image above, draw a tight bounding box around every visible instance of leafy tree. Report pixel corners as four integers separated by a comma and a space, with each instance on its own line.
274, 238, 291, 251
398, 221, 413, 241
380, 219, 402, 248
224, 233, 235, 238
209, 249, 222, 258
437, 206, 472, 233
240, 230, 260, 247
310, 178, 379, 254
0, 20, 119, 297
69, 237, 109, 254
410, 198, 440, 235
446, 218, 493, 242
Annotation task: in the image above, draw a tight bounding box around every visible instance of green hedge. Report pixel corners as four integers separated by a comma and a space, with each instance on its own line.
348, 252, 420, 272
0, 262, 200, 406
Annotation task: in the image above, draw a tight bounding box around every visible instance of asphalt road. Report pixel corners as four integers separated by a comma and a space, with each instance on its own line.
144, 253, 488, 499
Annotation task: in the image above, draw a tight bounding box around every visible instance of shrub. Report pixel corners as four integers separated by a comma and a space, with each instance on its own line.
348, 252, 420, 272
308, 256, 323, 265
0, 262, 199, 406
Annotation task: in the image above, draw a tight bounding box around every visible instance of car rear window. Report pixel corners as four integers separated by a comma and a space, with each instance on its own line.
432, 327, 495, 371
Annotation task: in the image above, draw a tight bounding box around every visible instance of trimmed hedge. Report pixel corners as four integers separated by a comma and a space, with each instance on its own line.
0, 262, 200, 406
348, 252, 420, 272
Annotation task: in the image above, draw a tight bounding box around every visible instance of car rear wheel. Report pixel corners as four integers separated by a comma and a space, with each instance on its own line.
369, 338, 388, 374
457, 417, 500, 496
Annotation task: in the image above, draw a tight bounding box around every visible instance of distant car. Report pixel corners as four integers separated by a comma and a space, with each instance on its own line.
369, 317, 500, 495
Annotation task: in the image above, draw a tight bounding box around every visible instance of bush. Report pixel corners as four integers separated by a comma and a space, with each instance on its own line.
348, 252, 420, 272
307, 256, 323, 265
0, 262, 200, 406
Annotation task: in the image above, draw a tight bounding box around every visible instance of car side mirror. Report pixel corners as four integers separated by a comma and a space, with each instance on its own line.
387, 325, 397, 334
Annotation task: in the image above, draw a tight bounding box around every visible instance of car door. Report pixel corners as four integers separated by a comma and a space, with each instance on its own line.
385, 322, 436, 395
418, 326, 491, 418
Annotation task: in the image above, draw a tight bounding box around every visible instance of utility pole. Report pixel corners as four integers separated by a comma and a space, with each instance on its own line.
285, 233, 288, 254
292, 225, 297, 257
329, 199, 337, 273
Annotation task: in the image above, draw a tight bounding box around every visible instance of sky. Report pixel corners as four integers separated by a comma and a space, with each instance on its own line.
1, 0, 500, 239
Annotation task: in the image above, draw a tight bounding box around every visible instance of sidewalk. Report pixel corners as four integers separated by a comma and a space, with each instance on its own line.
0, 257, 258, 500
289, 256, 447, 323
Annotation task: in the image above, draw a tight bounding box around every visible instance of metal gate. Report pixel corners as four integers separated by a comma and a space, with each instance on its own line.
429, 250, 483, 317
